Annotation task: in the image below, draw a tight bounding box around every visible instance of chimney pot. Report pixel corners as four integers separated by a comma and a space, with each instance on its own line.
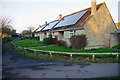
59, 14, 62, 20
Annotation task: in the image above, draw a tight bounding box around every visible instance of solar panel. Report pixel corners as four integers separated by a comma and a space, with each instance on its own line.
54, 10, 88, 28
42, 20, 58, 31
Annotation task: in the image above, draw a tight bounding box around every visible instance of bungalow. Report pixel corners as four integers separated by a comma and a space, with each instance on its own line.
34, 0, 118, 49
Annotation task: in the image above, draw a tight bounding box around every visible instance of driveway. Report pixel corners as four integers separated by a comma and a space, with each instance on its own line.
2, 42, 119, 79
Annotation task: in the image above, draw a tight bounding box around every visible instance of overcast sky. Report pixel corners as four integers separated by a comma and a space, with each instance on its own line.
0, 0, 119, 33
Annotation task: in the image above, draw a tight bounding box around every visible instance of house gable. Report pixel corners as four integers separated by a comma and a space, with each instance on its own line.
84, 2, 117, 48
85, 2, 117, 34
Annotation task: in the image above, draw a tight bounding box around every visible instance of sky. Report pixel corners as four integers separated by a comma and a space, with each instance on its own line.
0, 0, 119, 33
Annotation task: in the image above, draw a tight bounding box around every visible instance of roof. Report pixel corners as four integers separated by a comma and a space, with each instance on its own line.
54, 10, 88, 28
33, 24, 46, 33
35, 2, 104, 33
42, 20, 59, 31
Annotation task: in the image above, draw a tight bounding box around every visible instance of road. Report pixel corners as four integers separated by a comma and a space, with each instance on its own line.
2, 42, 119, 79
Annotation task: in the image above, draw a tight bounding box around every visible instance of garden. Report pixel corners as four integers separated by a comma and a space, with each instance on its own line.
12, 35, 120, 63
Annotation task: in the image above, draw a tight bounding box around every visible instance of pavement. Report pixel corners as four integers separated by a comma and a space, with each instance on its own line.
2, 42, 120, 79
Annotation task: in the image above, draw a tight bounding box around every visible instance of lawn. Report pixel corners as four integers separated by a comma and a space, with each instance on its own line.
13, 39, 120, 63
32, 46, 120, 53
14, 39, 45, 47
14, 39, 120, 53
14, 46, 120, 63
79, 48, 120, 53
32, 46, 76, 52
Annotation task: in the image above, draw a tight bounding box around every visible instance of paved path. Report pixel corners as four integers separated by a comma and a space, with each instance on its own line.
2, 42, 119, 79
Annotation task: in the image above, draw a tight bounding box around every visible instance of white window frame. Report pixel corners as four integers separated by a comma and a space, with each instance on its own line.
70, 30, 76, 37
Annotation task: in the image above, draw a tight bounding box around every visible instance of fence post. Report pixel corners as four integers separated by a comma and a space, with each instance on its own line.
116, 54, 119, 60
50, 53, 52, 59
24, 49, 26, 56
70, 54, 72, 61
34, 50, 37, 58
92, 54, 95, 61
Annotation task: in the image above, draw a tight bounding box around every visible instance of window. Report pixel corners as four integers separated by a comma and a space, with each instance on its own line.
70, 30, 76, 37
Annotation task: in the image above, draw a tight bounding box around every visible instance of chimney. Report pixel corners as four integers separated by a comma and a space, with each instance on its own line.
59, 14, 62, 20
91, 0, 97, 15
45, 21, 47, 26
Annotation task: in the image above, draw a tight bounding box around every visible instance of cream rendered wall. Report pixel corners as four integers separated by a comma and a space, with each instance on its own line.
53, 32, 59, 38
34, 33, 37, 37
76, 30, 86, 35
58, 32, 63, 40
110, 33, 118, 47
84, 3, 117, 49
63, 30, 86, 46
39, 33, 45, 41
63, 31, 70, 46
46, 33, 49, 37
64, 31, 70, 38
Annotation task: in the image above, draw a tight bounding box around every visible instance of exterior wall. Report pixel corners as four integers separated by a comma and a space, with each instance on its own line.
39, 32, 49, 41
110, 33, 118, 47
62, 30, 86, 46
64, 31, 70, 38
53, 32, 64, 40
34, 33, 37, 37
58, 31, 64, 40
64, 30, 85, 38
63, 31, 70, 46
39, 33, 44, 41
46, 33, 50, 37
84, 3, 117, 49
76, 30, 86, 35
53, 32, 59, 39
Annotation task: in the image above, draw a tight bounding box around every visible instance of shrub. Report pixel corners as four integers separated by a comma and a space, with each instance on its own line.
57, 40, 67, 47
70, 35, 87, 50
43, 37, 52, 45
2, 37, 13, 43
51, 38, 57, 44
112, 45, 120, 49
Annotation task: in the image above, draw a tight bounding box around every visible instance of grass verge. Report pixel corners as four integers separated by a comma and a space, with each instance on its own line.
13, 45, 120, 63
14, 39, 45, 47
14, 39, 120, 53
13, 39, 120, 63
33, 46, 120, 53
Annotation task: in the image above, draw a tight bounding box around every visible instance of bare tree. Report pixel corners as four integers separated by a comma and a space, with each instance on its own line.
21, 26, 35, 37
27, 26, 35, 37
21, 30, 30, 37
28, 26, 34, 33
0, 17, 15, 37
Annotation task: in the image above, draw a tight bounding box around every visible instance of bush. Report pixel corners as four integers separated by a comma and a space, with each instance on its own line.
43, 37, 52, 45
2, 37, 13, 43
57, 40, 67, 47
70, 35, 87, 50
51, 38, 57, 44
112, 45, 120, 49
